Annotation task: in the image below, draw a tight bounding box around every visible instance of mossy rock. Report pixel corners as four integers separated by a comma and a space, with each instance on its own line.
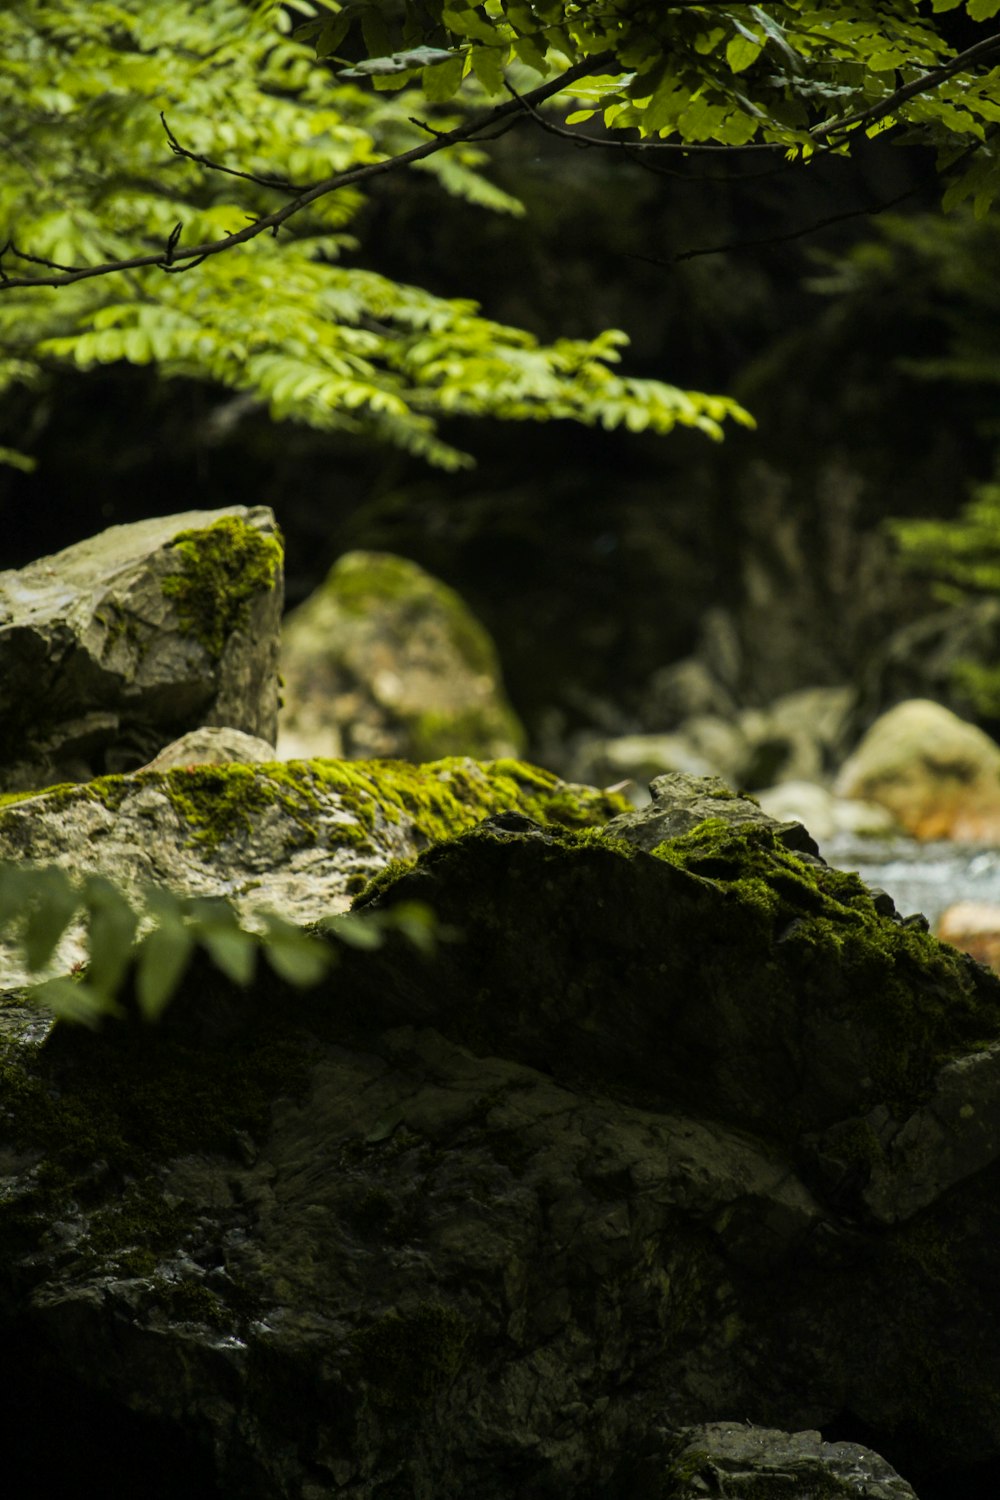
355, 815, 1000, 1151
278, 550, 526, 762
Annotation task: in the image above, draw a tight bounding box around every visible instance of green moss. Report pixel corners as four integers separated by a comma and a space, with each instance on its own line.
651, 817, 1000, 1112
348, 1301, 468, 1413
161, 762, 323, 849
83, 1182, 193, 1271
329, 551, 497, 677
161, 515, 282, 662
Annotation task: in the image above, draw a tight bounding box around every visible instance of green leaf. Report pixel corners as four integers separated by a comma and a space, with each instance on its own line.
442, 5, 500, 44
314, 14, 351, 56
512, 31, 548, 73
361, 3, 392, 57
324, 910, 386, 950
387, 900, 440, 956
470, 43, 506, 94
135, 920, 195, 1020
968, 0, 1000, 17
191, 902, 258, 987
422, 51, 466, 100
83, 875, 139, 996
22, 866, 79, 972
727, 36, 763, 74
261, 928, 333, 985
30, 976, 117, 1028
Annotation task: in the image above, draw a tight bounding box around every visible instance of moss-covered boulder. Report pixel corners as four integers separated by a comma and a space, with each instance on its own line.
277, 550, 525, 762
4, 775, 1000, 1496
0, 507, 283, 791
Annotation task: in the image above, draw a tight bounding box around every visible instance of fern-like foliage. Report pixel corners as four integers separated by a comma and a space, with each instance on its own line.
0, 0, 752, 470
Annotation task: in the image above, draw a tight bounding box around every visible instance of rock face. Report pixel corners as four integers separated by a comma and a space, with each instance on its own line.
278, 551, 525, 763
604, 770, 822, 855
0, 507, 283, 791
3, 772, 1000, 1496
835, 697, 1000, 840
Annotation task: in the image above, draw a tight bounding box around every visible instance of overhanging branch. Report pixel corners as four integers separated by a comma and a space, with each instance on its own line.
0, 51, 614, 291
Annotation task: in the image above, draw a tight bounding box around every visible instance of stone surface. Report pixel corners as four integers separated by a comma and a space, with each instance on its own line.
835, 697, 1000, 840
604, 770, 821, 856
140, 726, 276, 771
5, 788, 1000, 1494
277, 550, 524, 763
0, 507, 283, 791
566, 730, 717, 792
738, 683, 858, 787
666, 1423, 918, 1498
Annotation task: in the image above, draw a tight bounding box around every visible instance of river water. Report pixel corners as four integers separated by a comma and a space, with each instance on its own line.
820, 833, 1000, 930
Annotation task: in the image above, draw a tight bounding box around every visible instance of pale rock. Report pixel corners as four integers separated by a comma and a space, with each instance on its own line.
835, 698, 1000, 840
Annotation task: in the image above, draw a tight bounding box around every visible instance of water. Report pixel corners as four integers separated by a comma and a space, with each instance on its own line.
820, 833, 1000, 930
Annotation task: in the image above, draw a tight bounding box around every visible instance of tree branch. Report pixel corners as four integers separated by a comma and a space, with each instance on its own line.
813, 29, 1000, 142
0, 51, 614, 291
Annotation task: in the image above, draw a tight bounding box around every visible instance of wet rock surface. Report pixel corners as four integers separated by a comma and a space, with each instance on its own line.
666, 1422, 919, 1498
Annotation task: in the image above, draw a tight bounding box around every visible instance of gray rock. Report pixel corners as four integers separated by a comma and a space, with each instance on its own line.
605, 770, 821, 857
278, 550, 524, 762
667, 1423, 918, 1498
566, 731, 717, 793
4, 794, 1000, 1494
139, 726, 276, 770
756, 780, 900, 842
0, 507, 283, 791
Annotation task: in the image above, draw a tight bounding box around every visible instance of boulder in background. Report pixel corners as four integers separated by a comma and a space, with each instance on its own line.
278, 551, 525, 763
835, 698, 1000, 840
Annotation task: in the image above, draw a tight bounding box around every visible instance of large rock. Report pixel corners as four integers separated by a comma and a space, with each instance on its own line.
835, 698, 1000, 839
2, 772, 1000, 1495
0, 507, 283, 791
278, 551, 525, 762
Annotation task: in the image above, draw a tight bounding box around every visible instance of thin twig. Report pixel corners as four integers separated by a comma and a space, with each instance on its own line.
161, 114, 311, 194
0, 51, 614, 290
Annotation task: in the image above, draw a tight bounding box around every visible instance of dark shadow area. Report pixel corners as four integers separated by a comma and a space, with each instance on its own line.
0, 1322, 223, 1500
825, 1410, 1000, 1499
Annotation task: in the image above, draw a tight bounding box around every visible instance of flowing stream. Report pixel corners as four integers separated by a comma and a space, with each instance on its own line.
820, 833, 1000, 930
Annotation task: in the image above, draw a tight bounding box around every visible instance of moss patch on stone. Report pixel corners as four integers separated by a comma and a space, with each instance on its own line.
651, 817, 1000, 1110
161, 515, 282, 662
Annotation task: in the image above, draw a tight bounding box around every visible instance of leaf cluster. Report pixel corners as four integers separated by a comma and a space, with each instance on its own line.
0, 859, 436, 1026
0, 0, 750, 470
316, 0, 1000, 204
